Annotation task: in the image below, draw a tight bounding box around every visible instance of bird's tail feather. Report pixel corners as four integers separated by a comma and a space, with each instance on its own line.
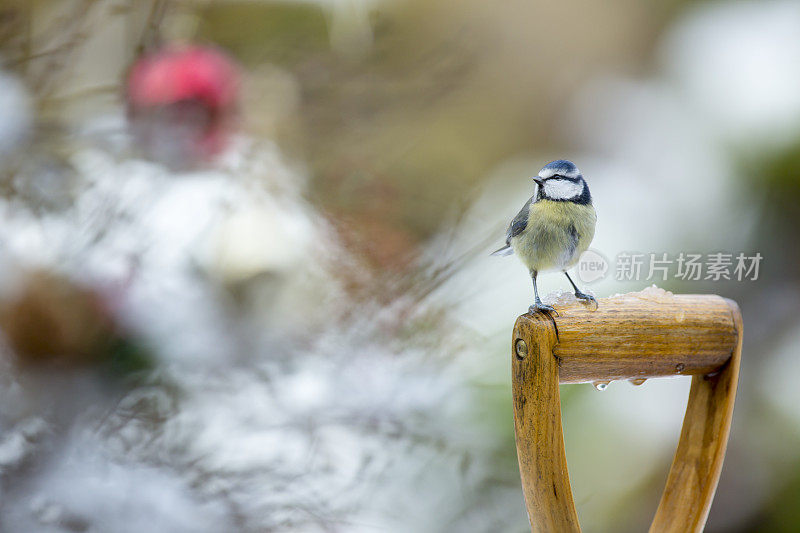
490, 245, 514, 257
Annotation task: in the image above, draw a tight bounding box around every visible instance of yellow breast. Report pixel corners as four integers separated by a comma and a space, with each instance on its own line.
511, 200, 596, 272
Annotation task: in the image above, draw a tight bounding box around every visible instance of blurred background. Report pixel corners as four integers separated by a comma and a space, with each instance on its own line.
0, 0, 798, 531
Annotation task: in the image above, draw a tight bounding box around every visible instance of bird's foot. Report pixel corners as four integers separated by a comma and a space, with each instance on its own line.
528, 301, 558, 316
574, 290, 598, 309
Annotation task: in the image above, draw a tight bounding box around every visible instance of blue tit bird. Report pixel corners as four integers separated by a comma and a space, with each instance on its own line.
492, 159, 597, 314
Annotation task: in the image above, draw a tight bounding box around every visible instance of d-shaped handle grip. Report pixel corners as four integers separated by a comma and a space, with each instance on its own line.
511, 290, 742, 533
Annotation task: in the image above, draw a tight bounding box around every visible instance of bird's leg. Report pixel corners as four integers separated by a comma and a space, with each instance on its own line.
565, 271, 597, 305
528, 270, 556, 314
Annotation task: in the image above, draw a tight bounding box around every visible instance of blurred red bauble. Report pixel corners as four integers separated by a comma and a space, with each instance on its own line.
126, 45, 241, 168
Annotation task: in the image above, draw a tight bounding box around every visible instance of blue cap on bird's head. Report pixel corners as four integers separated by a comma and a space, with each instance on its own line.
530, 159, 590, 203
536, 159, 581, 180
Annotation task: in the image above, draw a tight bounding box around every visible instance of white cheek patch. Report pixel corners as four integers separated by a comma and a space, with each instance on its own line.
543, 178, 584, 200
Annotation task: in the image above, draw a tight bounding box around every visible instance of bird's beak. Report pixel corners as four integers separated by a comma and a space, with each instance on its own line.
532, 176, 544, 186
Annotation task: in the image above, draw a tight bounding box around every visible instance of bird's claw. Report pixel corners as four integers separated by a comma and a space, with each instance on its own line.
575, 291, 598, 310
528, 303, 558, 316
574, 291, 595, 302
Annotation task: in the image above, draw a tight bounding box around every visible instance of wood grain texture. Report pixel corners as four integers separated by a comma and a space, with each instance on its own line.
517, 289, 738, 383
512, 312, 580, 533
510, 289, 742, 533
649, 298, 743, 532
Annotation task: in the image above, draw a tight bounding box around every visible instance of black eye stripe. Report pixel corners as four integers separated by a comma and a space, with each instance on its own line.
544, 174, 581, 182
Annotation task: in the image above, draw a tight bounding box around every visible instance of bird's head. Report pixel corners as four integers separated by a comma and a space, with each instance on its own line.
532, 159, 591, 204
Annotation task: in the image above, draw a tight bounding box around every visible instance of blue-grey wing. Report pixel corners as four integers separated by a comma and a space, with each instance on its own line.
505, 197, 532, 245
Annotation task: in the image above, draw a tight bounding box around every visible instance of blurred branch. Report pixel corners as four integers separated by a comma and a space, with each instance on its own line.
22, 0, 101, 100
136, 0, 171, 54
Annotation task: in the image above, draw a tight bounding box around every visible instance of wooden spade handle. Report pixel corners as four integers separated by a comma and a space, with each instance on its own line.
511, 290, 743, 533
